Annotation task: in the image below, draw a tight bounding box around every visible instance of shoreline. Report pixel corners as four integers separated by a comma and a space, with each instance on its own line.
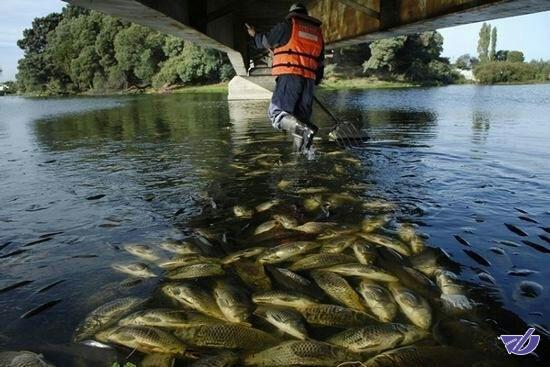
6, 78, 550, 98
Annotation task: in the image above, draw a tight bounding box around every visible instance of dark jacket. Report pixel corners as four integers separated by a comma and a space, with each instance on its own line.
254, 12, 325, 84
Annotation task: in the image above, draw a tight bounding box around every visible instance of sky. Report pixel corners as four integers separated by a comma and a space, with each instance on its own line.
0, 1, 549, 82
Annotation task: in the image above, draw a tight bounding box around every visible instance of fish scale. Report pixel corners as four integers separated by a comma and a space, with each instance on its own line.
310, 270, 367, 312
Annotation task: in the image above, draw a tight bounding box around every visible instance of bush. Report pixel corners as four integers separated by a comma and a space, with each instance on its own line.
474, 61, 537, 84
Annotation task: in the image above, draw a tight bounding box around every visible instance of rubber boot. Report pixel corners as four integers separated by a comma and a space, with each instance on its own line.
279, 114, 317, 152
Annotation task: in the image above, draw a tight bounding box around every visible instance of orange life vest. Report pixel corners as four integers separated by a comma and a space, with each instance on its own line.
272, 15, 324, 80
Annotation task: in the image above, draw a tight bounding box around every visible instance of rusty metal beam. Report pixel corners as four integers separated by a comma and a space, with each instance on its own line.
337, 0, 380, 19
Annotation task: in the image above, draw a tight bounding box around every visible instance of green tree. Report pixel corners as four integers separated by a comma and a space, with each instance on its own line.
455, 54, 477, 70
490, 27, 497, 61
477, 23, 491, 62
495, 50, 509, 62
507, 51, 525, 63
363, 36, 407, 75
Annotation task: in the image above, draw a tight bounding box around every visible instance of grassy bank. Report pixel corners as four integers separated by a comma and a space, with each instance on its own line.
319, 77, 417, 90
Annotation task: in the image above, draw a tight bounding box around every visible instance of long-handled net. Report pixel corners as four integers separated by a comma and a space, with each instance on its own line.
313, 96, 367, 149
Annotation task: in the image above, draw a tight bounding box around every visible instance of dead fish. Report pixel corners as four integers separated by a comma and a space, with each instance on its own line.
190, 351, 239, 367
123, 244, 160, 262
504, 223, 528, 237
303, 196, 322, 212
293, 222, 337, 234
252, 291, 317, 310
214, 280, 252, 325
453, 235, 471, 247
86, 194, 105, 200
20, 299, 62, 319
388, 284, 432, 329
255, 199, 281, 212
397, 224, 425, 254
507, 269, 537, 276
352, 241, 377, 265
159, 241, 201, 255
539, 234, 550, 244
434, 269, 473, 311
463, 249, 491, 266
254, 220, 280, 235
362, 216, 390, 233
244, 340, 357, 366
362, 199, 396, 212
498, 240, 521, 248
320, 235, 357, 254
233, 206, 254, 218
288, 253, 356, 271
119, 308, 218, 328
258, 241, 320, 264
36, 280, 66, 294
310, 270, 367, 312
364, 345, 480, 367
166, 262, 225, 280
158, 254, 220, 270
518, 215, 538, 224
233, 260, 272, 292
175, 323, 278, 351
322, 263, 398, 282
273, 215, 299, 229
111, 262, 156, 278
296, 187, 329, 194
97, 326, 187, 355
326, 323, 428, 354
222, 247, 266, 265
254, 306, 308, 340
277, 179, 292, 191
299, 304, 375, 328
266, 267, 318, 298
358, 280, 398, 322
0, 280, 33, 294
0, 351, 54, 367
522, 240, 550, 253
358, 233, 411, 256
162, 283, 226, 320
74, 297, 146, 341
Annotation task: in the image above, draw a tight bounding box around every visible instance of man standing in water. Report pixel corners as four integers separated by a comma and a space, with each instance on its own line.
246, 2, 325, 152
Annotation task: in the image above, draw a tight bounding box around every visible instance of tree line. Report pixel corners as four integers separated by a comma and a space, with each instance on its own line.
455, 23, 550, 84
16, 6, 234, 95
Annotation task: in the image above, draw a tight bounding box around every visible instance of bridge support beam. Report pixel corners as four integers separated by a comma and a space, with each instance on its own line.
228, 76, 275, 101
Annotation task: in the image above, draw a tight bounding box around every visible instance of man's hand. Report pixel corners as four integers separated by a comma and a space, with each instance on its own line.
245, 23, 256, 37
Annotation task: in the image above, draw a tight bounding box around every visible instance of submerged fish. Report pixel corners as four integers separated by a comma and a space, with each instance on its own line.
288, 253, 356, 271
310, 270, 367, 312
166, 263, 225, 280
123, 244, 160, 262
159, 254, 220, 270
352, 241, 377, 265
296, 187, 330, 194
266, 267, 317, 297
358, 233, 411, 256
254, 306, 308, 340
159, 241, 201, 255
388, 284, 432, 329
299, 304, 374, 328
254, 220, 280, 235
233, 206, 254, 218
190, 351, 239, 367
0, 351, 54, 367
364, 345, 480, 367
244, 340, 358, 366
222, 247, 265, 265
322, 263, 398, 282
357, 280, 397, 322
213, 280, 252, 325
252, 290, 317, 310
162, 283, 226, 321
293, 222, 337, 234
397, 224, 425, 254
327, 323, 428, 354
361, 216, 390, 233
175, 323, 278, 350
273, 215, 299, 229
74, 297, 146, 341
258, 241, 320, 264
255, 199, 281, 212
320, 235, 357, 253
111, 262, 156, 278
141, 354, 175, 367
434, 269, 473, 311
233, 260, 272, 292
118, 308, 218, 328
303, 196, 322, 212
96, 326, 186, 355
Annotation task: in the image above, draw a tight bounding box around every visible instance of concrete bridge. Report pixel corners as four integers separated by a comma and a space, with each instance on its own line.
63, 0, 550, 99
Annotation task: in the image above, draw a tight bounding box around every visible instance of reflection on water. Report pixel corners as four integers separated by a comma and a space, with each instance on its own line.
0, 85, 549, 366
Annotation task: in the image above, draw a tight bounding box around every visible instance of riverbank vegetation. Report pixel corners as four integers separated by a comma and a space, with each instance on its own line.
454, 23, 550, 85
15, 6, 234, 96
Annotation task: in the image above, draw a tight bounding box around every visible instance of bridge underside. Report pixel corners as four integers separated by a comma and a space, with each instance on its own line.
63, 0, 550, 98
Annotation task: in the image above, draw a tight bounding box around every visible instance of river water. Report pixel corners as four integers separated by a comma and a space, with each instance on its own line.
0, 85, 549, 366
